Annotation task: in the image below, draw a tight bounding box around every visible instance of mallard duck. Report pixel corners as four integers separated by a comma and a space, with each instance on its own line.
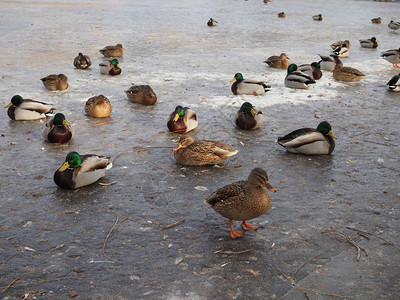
278, 12, 286, 18
284, 64, 316, 89
264, 53, 290, 69
99, 43, 124, 57
277, 121, 336, 155
85, 95, 112, 118
40, 74, 68, 91
235, 102, 263, 130
298, 62, 323, 80
387, 73, 400, 92
167, 105, 198, 133
5, 95, 54, 120
388, 20, 400, 31
207, 18, 218, 26
125, 85, 157, 105
54, 152, 112, 190
173, 136, 238, 166
330, 40, 351, 50
359, 37, 378, 48
333, 57, 366, 82
318, 54, 342, 72
231, 73, 270, 95
332, 44, 350, 58
204, 168, 276, 239
99, 59, 121, 75
371, 17, 381, 24
381, 49, 400, 68
73, 52, 92, 69
313, 14, 322, 21
43, 113, 74, 143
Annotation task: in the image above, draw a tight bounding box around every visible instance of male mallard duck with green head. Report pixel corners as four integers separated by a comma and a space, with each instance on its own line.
359, 37, 378, 49
41, 74, 68, 90
331, 40, 351, 50
5, 95, 54, 120
43, 113, 74, 143
207, 18, 218, 26
277, 121, 336, 155
318, 54, 342, 72
264, 53, 290, 69
231, 73, 270, 95
99, 43, 124, 57
235, 102, 263, 130
284, 64, 316, 89
298, 62, 323, 80
99, 59, 121, 75
167, 105, 198, 133
73, 53, 92, 69
388, 20, 400, 31
204, 168, 276, 239
313, 14, 322, 21
85, 95, 112, 118
381, 48, 400, 68
54, 152, 112, 189
387, 73, 400, 92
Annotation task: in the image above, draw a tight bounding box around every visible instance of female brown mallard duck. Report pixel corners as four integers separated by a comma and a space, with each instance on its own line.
298, 62, 323, 80
204, 168, 276, 239
173, 136, 238, 166
235, 102, 263, 130
125, 85, 157, 105
99, 59, 121, 75
231, 73, 271, 95
73, 52, 92, 69
43, 113, 74, 143
359, 37, 378, 49
5, 95, 54, 120
332, 43, 350, 58
277, 121, 336, 155
330, 40, 351, 50
278, 12, 286, 18
54, 152, 112, 190
332, 57, 365, 82
167, 105, 198, 133
207, 18, 218, 26
99, 43, 124, 57
85, 95, 112, 118
371, 17, 381, 24
264, 53, 290, 69
40, 74, 68, 90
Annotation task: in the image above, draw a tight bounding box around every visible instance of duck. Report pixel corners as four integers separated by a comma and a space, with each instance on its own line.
43, 113, 74, 143
207, 18, 218, 26
387, 73, 400, 92
359, 37, 378, 48
330, 40, 351, 50
298, 62, 323, 80
313, 14, 322, 21
332, 44, 350, 58
40, 74, 68, 90
204, 168, 276, 239
54, 152, 112, 190
284, 64, 316, 89
231, 73, 270, 95
85, 95, 112, 118
235, 102, 263, 130
277, 121, 336, 155
167, 105, 198, 133
73, 53, 92, 69
125, 85, 157, 105
264, 53, 290, 69
381, 49, 400, 68
173, 136, 238, 166
5, 95, 54, 120
371, 17, 381, 24
332, 57, 366, 82
388, 20, 400, 31
278, 12, 286, 18
99, 59, 121, 75
99, 43, 124, 57
318, 54, 342, 72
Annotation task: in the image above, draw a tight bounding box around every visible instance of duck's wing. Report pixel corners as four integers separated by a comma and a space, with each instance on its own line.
204, 180, 247, 206
277, 128, 325, 148
79, 155, 112, 173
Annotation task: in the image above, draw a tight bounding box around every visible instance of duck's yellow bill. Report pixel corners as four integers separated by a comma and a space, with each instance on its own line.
59, 161, 70, 171
173, 113, 180, 122
62, 120, 70, 126
117, 64, 121, 69
230, 78, 236, 82
250, 108, 257, 115
4, 102, 12, 108
328, 130, 337, 139
263, 181, 276, 192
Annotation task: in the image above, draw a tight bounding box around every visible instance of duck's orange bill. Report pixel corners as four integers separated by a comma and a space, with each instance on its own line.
263, 181, 276, 192
173, 113, 180, 122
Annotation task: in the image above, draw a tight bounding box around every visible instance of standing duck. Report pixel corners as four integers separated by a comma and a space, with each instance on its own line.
388, 20, 400, 31
73, 53, 92, 69
54, 152, 112, 190
99, 43, 124, 57
207, 18, 218, 26
231, 73, 270, 95
85, 95, 112, 118
284, 64, 316, 89
298, 62, 323, 80
5, 95, 54, 120
277, 121, 336, 155
235, 102, 263, 130
43, 113, 74, 143
167, 105, 198, 133
99, 59, 121, 75
173, 136, 238, 166
318, 54, 342, 72
387, 73, 400, 92
40, 74, 68, 90
333, 57, 365, 82
381, 49, 400, 68
359, 37, 378, 49
125, 85, 157, 105
264, 53, 290, 69
204, 168, 276, 239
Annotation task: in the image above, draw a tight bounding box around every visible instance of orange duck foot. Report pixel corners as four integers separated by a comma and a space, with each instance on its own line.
393, 64, 400, 68
241, 221, 259, 231
229, 219, 243, 238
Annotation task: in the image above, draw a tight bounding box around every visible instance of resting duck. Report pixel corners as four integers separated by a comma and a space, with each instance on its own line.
333, 56, 365, 82
298, 62, 323, 80
359, 37, 378, 49
371, 17, 381, 24
5, 95, 54, 120
313, 14, 322, 21
99, 59, 121, 75
284, 64, 316, 89
167, 106, 198, 133
331, 40, 351, 50
125, 85, 157, 105
54, 152, 112, 190
231, 73, 270, 95
73, 53, 92, 69
332, 44, 350, 58
388, 20, 400, 31
173, 136, 238, 166
318, 54, 342, 72
99, 43, 124, 57
40, 74, 68, 90
264, 53, 290, 69
43, 113, 74, 143
204, 168, 276, 239
387, 73, 400, 92
381, 49, 400, 68
207, 18, 218, 26
278, 12, 286, 18
235, 102, 263, 130
85, 95, 112, 118
277, 121, 336, 155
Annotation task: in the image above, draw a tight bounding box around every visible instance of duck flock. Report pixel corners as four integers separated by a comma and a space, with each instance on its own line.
4, 2, 400, 239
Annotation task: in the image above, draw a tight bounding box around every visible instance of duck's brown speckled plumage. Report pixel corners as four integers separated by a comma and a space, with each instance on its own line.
40, 74, 68, 90
73, 53, 92, 69
125, 85, 157, 105
264, 53, 290, 69
85, 95, 112, 118
99, 43, 124, 57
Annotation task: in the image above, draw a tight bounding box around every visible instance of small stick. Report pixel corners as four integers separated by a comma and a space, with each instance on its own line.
297, 287, 354, 299
323, 229, 368, 260
102, 215, 128, 261
0, 276, 73, 289
0, 277, 20, 295
214, 249, 253, 255
159, 219, 185, 230
98, 182, 117, 186
346, 227, 400, 252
